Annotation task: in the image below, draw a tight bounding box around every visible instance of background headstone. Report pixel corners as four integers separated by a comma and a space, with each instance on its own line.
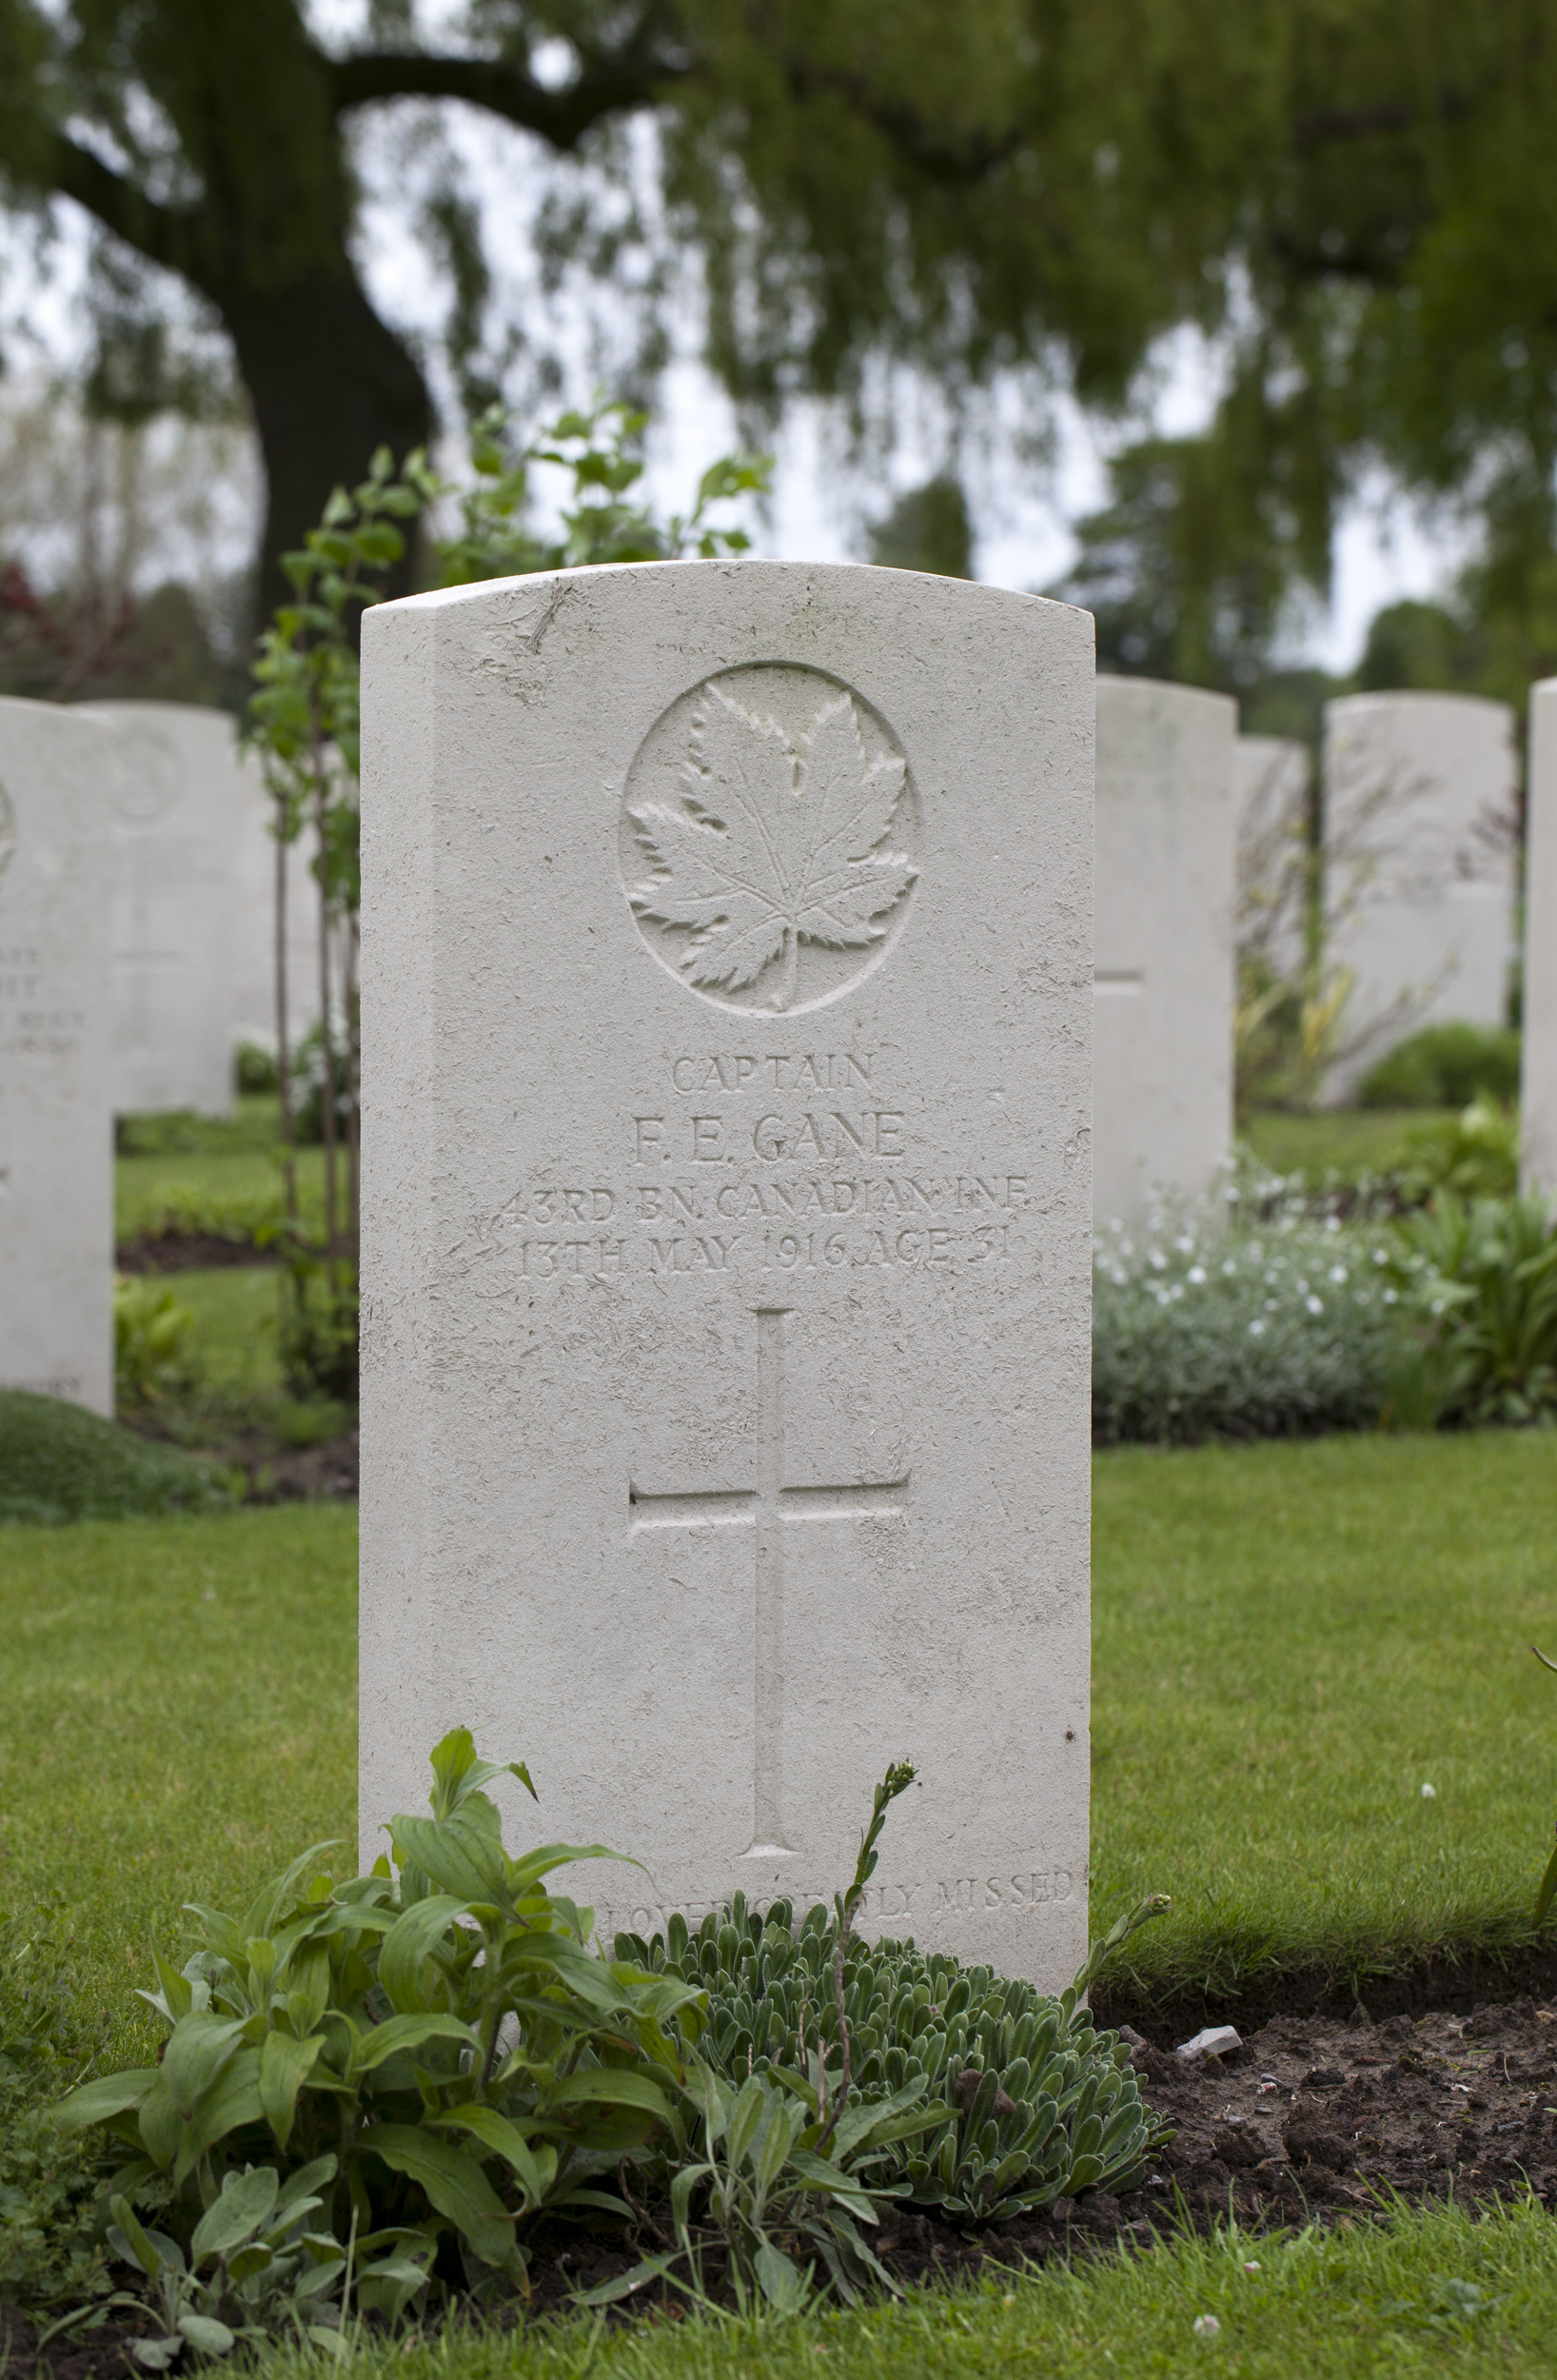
1235, 733, 1310, 983
0, 698, 115, 1415
81, 700, 240, 1117
1522, 679, 1557, 1194
1094, 676, 1237, 1225
359, 560, 1094, 1987
1322, 692, 1517, 1102
231, 759, 323, 1059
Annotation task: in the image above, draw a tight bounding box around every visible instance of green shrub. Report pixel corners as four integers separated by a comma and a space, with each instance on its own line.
1358, 1022, 1521, 1110
115, 1278, 199, 1406
1390, 1190, 1557, 1426
1093, 1203, 1404, 1444
0, 1393, 227, 1524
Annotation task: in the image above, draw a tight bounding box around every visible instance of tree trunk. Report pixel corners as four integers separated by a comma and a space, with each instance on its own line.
221, 268, 433, 613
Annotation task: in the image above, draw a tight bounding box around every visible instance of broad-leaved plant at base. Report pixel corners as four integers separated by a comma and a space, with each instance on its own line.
53, 1731, 706, 2314
1389, 1190, 1557, 1426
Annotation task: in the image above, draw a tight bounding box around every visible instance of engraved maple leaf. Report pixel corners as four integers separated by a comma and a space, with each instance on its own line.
627, 685, 916, 1008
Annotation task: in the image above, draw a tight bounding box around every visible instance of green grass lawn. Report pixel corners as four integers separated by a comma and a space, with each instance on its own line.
0, 1505, 355, 2067
9, 1437, 1557, 2360
1093, 1431, 1557, 2008
1240, 1108, 1450, 1183
243, 2198, 1557, 2380
4, 1431, 1556, 2057
115, 1095, 325, 1241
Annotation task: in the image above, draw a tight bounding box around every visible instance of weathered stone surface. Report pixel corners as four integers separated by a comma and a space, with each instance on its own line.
359, 559, 1094, 1985
1094, 676, 1236, 1224
0, 698, 115, 1414
82, 700, 240, 1116
1521, 681, 1557, 1195
1236, 733, 1309, 983
1322, 693, 1517, 1101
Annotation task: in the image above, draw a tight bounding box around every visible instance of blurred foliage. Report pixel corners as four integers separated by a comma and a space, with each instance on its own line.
1359, 1023, 1523, 1112
864, 477, 974, 579
1396, 1100, 1521, 1205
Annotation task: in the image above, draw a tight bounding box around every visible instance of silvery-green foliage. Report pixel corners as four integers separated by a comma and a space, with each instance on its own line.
1092, 1172, 1405, 1444
613, 1896, 1171, 2229
90, 2159, 399, 2368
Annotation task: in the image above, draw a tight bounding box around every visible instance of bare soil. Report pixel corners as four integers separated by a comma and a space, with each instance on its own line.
116, 1236, 272, 1273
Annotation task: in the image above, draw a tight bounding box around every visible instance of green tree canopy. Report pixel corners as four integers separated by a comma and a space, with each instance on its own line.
3, 3, 1554, 641
0, 0, 1267, 604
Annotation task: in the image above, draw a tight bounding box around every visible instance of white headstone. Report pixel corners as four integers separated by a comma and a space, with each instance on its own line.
1322, 693, 1517, 1102
0, 698, 115, 1415
232, 760, 323, 1056
1521, 680, 1557, 1194
80, 701, 240, 1117
1235, 733, 1309, 982
359, 560, 1094, 1987
1094, 676, 1236, 1226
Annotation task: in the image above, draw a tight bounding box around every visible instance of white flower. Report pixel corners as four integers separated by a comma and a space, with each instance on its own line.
1383, 1287, 1399, 1304
1188, 1265, 1207, 1284
1294, 1278, 1309, 1294
1422, 1782, 1437, 1798
1249, 1319, 1266, 1338
1306, 1295, 1323, 1315
1243, 2260, 1260, 2274
1222, 1258, 1237, 1277
1175, 1234, 1195, 1254
1192, 2315, 1221, 2338
1329, 1265, 1349, 1283
1149, 1249, 1168, 1272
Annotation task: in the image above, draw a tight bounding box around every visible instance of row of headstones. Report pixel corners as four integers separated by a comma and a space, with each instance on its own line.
1097, 679, 1529, 1224
0, 694, 314, 1414
1, 566, 1551, 1987
347, 570, 1557, 1988
0, 669, 1546, 1418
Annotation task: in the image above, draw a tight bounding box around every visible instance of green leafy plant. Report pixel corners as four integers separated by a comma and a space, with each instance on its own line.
1397, 1099, 1520, 1203
94, 2161, 368, 2368
114, 1278, 199, 1407
54, 1730, 706, 2300
590, 1764, 944, 2311
1389, 1191, 1557, 1425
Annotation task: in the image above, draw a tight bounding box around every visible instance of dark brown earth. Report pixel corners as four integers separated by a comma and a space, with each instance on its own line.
12, 1995, 1555, 2367
116, 1235, 274, 1273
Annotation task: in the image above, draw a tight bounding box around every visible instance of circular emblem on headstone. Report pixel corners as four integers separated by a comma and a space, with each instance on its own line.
620, 664, 921, 1014
0, 779, 14, 886
110, 721, 183, 831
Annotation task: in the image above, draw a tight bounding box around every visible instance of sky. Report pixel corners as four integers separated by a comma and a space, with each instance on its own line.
0, 9, 1469, 668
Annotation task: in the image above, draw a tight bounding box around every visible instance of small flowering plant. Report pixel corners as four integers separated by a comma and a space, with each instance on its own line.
1093, 1159, 1405, 1444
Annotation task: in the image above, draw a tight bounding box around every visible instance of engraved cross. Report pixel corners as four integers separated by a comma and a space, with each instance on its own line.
628, 1306, 908, 1856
